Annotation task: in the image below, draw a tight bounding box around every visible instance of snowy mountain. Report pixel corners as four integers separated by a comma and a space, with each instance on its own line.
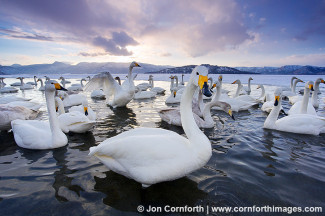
146, 64, 255, 74
235, 65, 325, 74
0, 62, 171, 75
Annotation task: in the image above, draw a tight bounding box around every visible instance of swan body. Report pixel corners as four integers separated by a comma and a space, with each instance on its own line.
10, 82, 21, 86
282, 78, 303, 99
242, 77, 253, 94
311, 78, 324, 108
68, 100, 96, 121
0, 96, 31, 104
263, 88, 325, 135
0, 86, 18, 93
288, 81, 317, 116
149, 75, 165, 94
6, 101, 41, 112
133, 90, 156, 99
165, 90, 182, 104
37, 78, 45, 91
58, 91, 87, 107
26, 76, 37, 86
85, 62, 140, 108
67, 79, 86, 94
11, 82, 68, 149
59, 76, 71, 84
89, 65, 213, 187
17, 77, 33, 90
232, 79, 259, 104
0, 105, 38, 131
91, 89, 106, 99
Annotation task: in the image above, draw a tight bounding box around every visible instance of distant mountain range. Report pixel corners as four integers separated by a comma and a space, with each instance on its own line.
0, 61, 324, 75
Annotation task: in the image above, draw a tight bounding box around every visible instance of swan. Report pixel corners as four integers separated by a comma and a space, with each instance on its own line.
282, 78, 303, 99
37, 78, 45, 91
160, 88, 233, 128
180, 74, 185, 85
57, 91, 87, 107
288, 81, 317, 116
11, 82, 68, 149
287, 78, 305, 104
44, 76, 51, 84
0, 78, 18, 93
91, 89, 106, 99
6, 100, 41, 112
89, 65, 215, 187
242, 77, 253, 94
149, 75, 166, 94
59, 76, 71, 85
174, 75, 185, 91
263, 88, 325, 135
84, 62, 140, 108
231, 79, 259, 104
217, 75, 230, 95
68, 100, 96, 121
311, 78, 324, 108
17, 77, 33, 90
26, 76, 37, 86
133, 89, 156, 100
165, 89, 182, 104
212, 80, 256, 112
257, 85, 280, 113
67, 78, 86, 94
55, 97, 96, 133
0, 104, 38, 131
0, 95, 31, 104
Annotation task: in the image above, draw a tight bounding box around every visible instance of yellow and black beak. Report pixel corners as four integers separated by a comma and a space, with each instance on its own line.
84, 107, 88, 116
309, 84, 314, 91
274, 95, 280, 106
198, 75, 208, 89
321, 79, 325, 84
219, 75, 223, 81
231, 80, 237, 84
135, 62, 141, 67
173, 91, 176, 98
56, 106, 58, 112
228, 109, 235, 120
54, 83, 67, 91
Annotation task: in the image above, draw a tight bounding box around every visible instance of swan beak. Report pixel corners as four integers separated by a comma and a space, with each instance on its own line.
54, 83, 68, 91
274, 96, 280, 106
202, 82, 212, 97
321, 80, 324, 83
228, 109, 235, 120
135, 62, 141, 67
84, 107, 88, 116
309, 84, 314, 91
231, 80, 237, 84
198, 75, 208, 89
219, 75, 223, 81
173, 91, 176, 98
56, 106, 58, 112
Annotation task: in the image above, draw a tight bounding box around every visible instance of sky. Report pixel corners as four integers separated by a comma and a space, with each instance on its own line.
0, 0, 324, 67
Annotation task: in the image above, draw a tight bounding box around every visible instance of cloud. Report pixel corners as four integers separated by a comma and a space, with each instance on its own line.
0, 0, 253, 58
79, 52, 108, 57
0, 27, 53, 41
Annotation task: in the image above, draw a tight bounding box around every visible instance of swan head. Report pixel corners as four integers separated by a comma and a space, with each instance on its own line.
249, 77, 253, 81
34, 76, 37, 78
218, 75, 223, 81
191, 66, 212, 97
59, 76, 64, 80
37, 78, 42, 82
231, 79, 241, 85
82, 100, 89, 116
274, 88, 283, 106
45, 81, 68, 92
315, 78, 324, 84
173, 90, 176, 97
130, 61, 141, 68
305, 81, 314, 91
257, 84, 261, 89
220, 102, 235, 120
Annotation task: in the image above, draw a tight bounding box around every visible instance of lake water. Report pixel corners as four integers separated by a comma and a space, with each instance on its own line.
0, 74, 324, 215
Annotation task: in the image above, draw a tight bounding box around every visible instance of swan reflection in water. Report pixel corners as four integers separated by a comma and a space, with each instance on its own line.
94, 171, 207, 213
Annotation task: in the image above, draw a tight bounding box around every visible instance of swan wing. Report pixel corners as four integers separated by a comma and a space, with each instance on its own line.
84, 72, 121, 97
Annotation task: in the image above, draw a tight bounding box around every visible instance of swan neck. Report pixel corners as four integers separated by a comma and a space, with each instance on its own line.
198, 90, 204, 114
235, 84, 241, 97
175, 76, 179, 87
81, 79, 84, 87
202, 102, 214, 124
260, 85, 265, 99
40, 79, 44, 87
45, 90, 64, 146
265, 99, 281, 127
290, 77, 295, 89
180, 82, 209, 147
300, 88, 310, 114
213, 85, 221, 101
292, 80, 299, 93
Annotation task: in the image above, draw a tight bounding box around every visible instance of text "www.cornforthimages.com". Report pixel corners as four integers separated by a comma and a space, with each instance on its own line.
137, 205, 323, 214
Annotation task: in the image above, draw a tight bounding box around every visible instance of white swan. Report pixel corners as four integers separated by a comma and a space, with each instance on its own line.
212, 80, 256, 112
288, 81, 317, 116
89, 65, 214, 187
0, 96, 31, 104
67, 78, 86, 94
11, 82, 68, 149
17, 77, 33, 90
0, 104, 38, 131
68, 100, 96, 121
55, 97, 95, 133
258, 85, 280, 113
91, 89, 106, 99
6, 101, 41, 112
133, 90, 156, 100
0, 78, 18, 93
37, 78, 45, 91
174, 75, 185, 91
57, 91, 87, 107
263, 88, 325, 135
26, 76, 38, 86
311, 78, 324, 108
282, 78, 304, 99
149, 75, 166, 94
288, 78, 305, 104
242, 77, 253, 94
85, 62, 140, 108
231, 79, 259, 104
59, 76, 71, 85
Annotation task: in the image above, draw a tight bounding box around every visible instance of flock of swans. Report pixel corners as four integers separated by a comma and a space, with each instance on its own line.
0, 62, 325, 188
